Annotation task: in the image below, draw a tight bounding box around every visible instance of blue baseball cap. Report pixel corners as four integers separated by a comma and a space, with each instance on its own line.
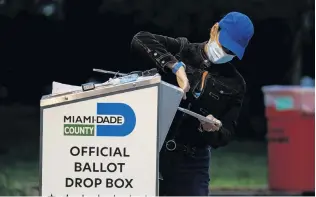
218, 12, 254, 60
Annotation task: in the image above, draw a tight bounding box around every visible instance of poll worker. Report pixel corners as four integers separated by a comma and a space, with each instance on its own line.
131, 12, 254, 196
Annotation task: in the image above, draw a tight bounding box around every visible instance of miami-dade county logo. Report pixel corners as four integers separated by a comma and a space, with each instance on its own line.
63, 103, 136, 137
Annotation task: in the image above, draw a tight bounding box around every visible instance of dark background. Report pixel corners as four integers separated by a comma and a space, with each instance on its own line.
0, 0, 314, 139
0, 0, 313, 139
0, 0, 314, 195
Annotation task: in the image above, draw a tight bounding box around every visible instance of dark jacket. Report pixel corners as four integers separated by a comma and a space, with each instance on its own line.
131, 31, 246, 149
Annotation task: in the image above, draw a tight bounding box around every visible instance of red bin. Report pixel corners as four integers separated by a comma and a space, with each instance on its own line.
262, 86, 315, 193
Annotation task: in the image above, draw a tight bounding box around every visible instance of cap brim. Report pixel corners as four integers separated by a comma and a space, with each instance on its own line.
219, 29, 245, 60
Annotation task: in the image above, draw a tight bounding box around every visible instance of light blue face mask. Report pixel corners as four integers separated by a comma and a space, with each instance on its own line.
206, 41, 235, 64
213, 55, 234, 64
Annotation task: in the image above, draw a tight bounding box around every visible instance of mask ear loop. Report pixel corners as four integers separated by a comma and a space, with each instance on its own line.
210, 23, 219, 42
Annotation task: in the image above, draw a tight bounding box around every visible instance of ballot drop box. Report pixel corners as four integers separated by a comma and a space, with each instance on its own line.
262, 86, 315, 193
40, 75, 183, 196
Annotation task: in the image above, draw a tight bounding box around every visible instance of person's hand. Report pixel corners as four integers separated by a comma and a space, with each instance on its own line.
199, 114, 222, 132
175, 66, 190, 100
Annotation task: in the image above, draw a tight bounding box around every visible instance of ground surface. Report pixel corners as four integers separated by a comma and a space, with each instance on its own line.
0, 105, 268, 195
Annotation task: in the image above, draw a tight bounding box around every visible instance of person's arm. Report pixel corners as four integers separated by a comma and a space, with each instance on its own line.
202, 86, 246, 149
131, 31, 189, 72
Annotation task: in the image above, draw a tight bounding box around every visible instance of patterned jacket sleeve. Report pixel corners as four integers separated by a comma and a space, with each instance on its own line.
131, 31, 189, 72
203, 83, 246, 148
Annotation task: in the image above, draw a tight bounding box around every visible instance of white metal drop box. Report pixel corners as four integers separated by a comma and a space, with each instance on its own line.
40, 75, 183, 196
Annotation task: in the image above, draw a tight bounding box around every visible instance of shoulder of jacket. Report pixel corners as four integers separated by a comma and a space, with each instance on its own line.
228, 63, 246, 93
235, 70, 247, 93
176, 37, 190, 48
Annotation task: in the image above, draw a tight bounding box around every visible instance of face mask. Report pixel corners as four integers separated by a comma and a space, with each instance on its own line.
206, 41, 235, 64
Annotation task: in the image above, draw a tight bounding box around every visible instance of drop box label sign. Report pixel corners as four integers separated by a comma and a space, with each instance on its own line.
63, 103, 136, 137
41, 87, 158, 196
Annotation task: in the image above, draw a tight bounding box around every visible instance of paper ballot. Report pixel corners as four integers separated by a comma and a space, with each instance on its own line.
177, 107, 216, 124
52, 81, 82, 95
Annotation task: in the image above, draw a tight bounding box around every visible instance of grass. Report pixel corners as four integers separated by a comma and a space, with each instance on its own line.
0, 105, 268, 195
0, 161, 39, 195
210, 141, 267, 189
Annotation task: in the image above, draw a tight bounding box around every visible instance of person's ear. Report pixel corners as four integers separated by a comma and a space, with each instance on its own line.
210, 23, 219, 41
